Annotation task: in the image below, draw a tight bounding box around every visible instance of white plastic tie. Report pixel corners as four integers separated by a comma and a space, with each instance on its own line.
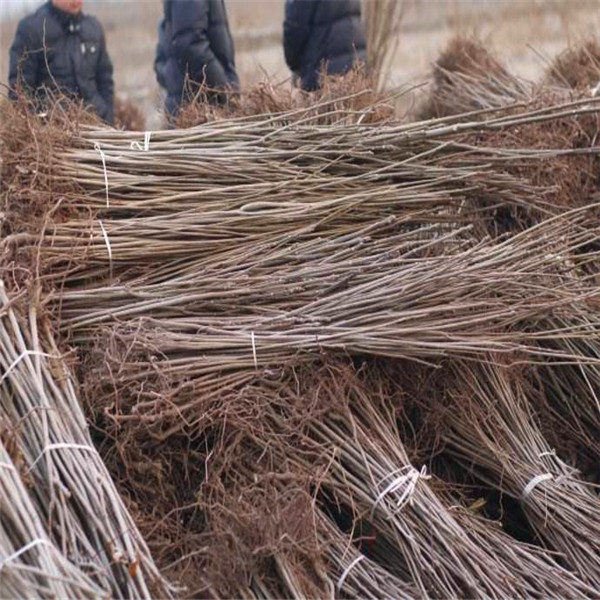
94, 142, 110, 208
522, 473, 554, 501
28, 443, 96, 473
0, 350, 53, 385
251, 331, 258, 369
336, 555, 365, 591
130, 131, 152, 152
98, 220, 113, 270
371, 465, 430, 519
0, 539, 52, 571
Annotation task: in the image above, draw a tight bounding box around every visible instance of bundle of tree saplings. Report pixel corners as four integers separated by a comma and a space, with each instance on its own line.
0, 436, 107, 599
533, 330, 600, 484
175, 67, 395, 128
53, 206, 599, 444
436, 358, 600, 587
279, 359, 596, 598
10, 90, 594, 295
0, 282, 171, 599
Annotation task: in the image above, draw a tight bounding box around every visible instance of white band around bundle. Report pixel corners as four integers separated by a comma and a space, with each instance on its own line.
251, 331, 258, 369
98, 220, 113, 272
0, 350, 53, 385
522, 473, 554, 501
28, 443, 96, 473
94, 142, 110, 208
130, 131, 152, 152
337, 555, 365, 591
371, 465, 430, 518
0, 539, 52, 571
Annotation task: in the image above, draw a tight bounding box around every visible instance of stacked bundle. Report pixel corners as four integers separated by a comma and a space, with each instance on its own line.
0, 284, 171, 598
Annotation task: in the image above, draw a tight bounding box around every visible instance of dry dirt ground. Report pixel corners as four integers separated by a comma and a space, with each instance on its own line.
1, 0, 600, 127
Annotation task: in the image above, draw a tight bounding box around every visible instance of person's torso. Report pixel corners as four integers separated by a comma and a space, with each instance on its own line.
206, 0, 236, 75
30, 4, 104, 100
163, 0, 237, 94
301, 0, 367, 86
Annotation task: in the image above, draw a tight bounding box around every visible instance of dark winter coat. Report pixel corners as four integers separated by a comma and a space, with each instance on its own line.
8, 1, 114, 124
283, 0, 367, 91
155, 19, 169, 92
158, 0, 239, 115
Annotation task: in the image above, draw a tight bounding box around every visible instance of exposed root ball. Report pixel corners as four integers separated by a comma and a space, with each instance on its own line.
418, 36, 531, 119
547, 39, 600, 91
434, 37, 511, 81
0, 95, 84, 239
176, 67, 394, 128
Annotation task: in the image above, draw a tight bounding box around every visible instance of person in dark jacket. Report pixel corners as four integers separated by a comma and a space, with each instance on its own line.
8, 0, 114, 124
156, 0, 239, 117
283, 0, 367, 92
155, 19, 169, 92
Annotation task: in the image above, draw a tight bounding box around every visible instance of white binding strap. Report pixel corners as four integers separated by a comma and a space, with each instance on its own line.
98, 220, 113, 274
371, 465, 430, 518
0, 539, 52, 571
522, 473, 554, 501
130, 131, 152, 152
28, 443, 96, 473
0, 350, 53, 385
94, 142, 110, 208
251, 331, 258, 369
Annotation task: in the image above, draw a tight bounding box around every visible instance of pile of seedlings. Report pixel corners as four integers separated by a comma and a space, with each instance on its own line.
1, 38, 599, 599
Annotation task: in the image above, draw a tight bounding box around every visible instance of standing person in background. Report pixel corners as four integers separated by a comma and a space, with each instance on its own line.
8, 0, 114, 124
283, 0, 367, 92
154, 18, 169, 94
156, 0, 239, 118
